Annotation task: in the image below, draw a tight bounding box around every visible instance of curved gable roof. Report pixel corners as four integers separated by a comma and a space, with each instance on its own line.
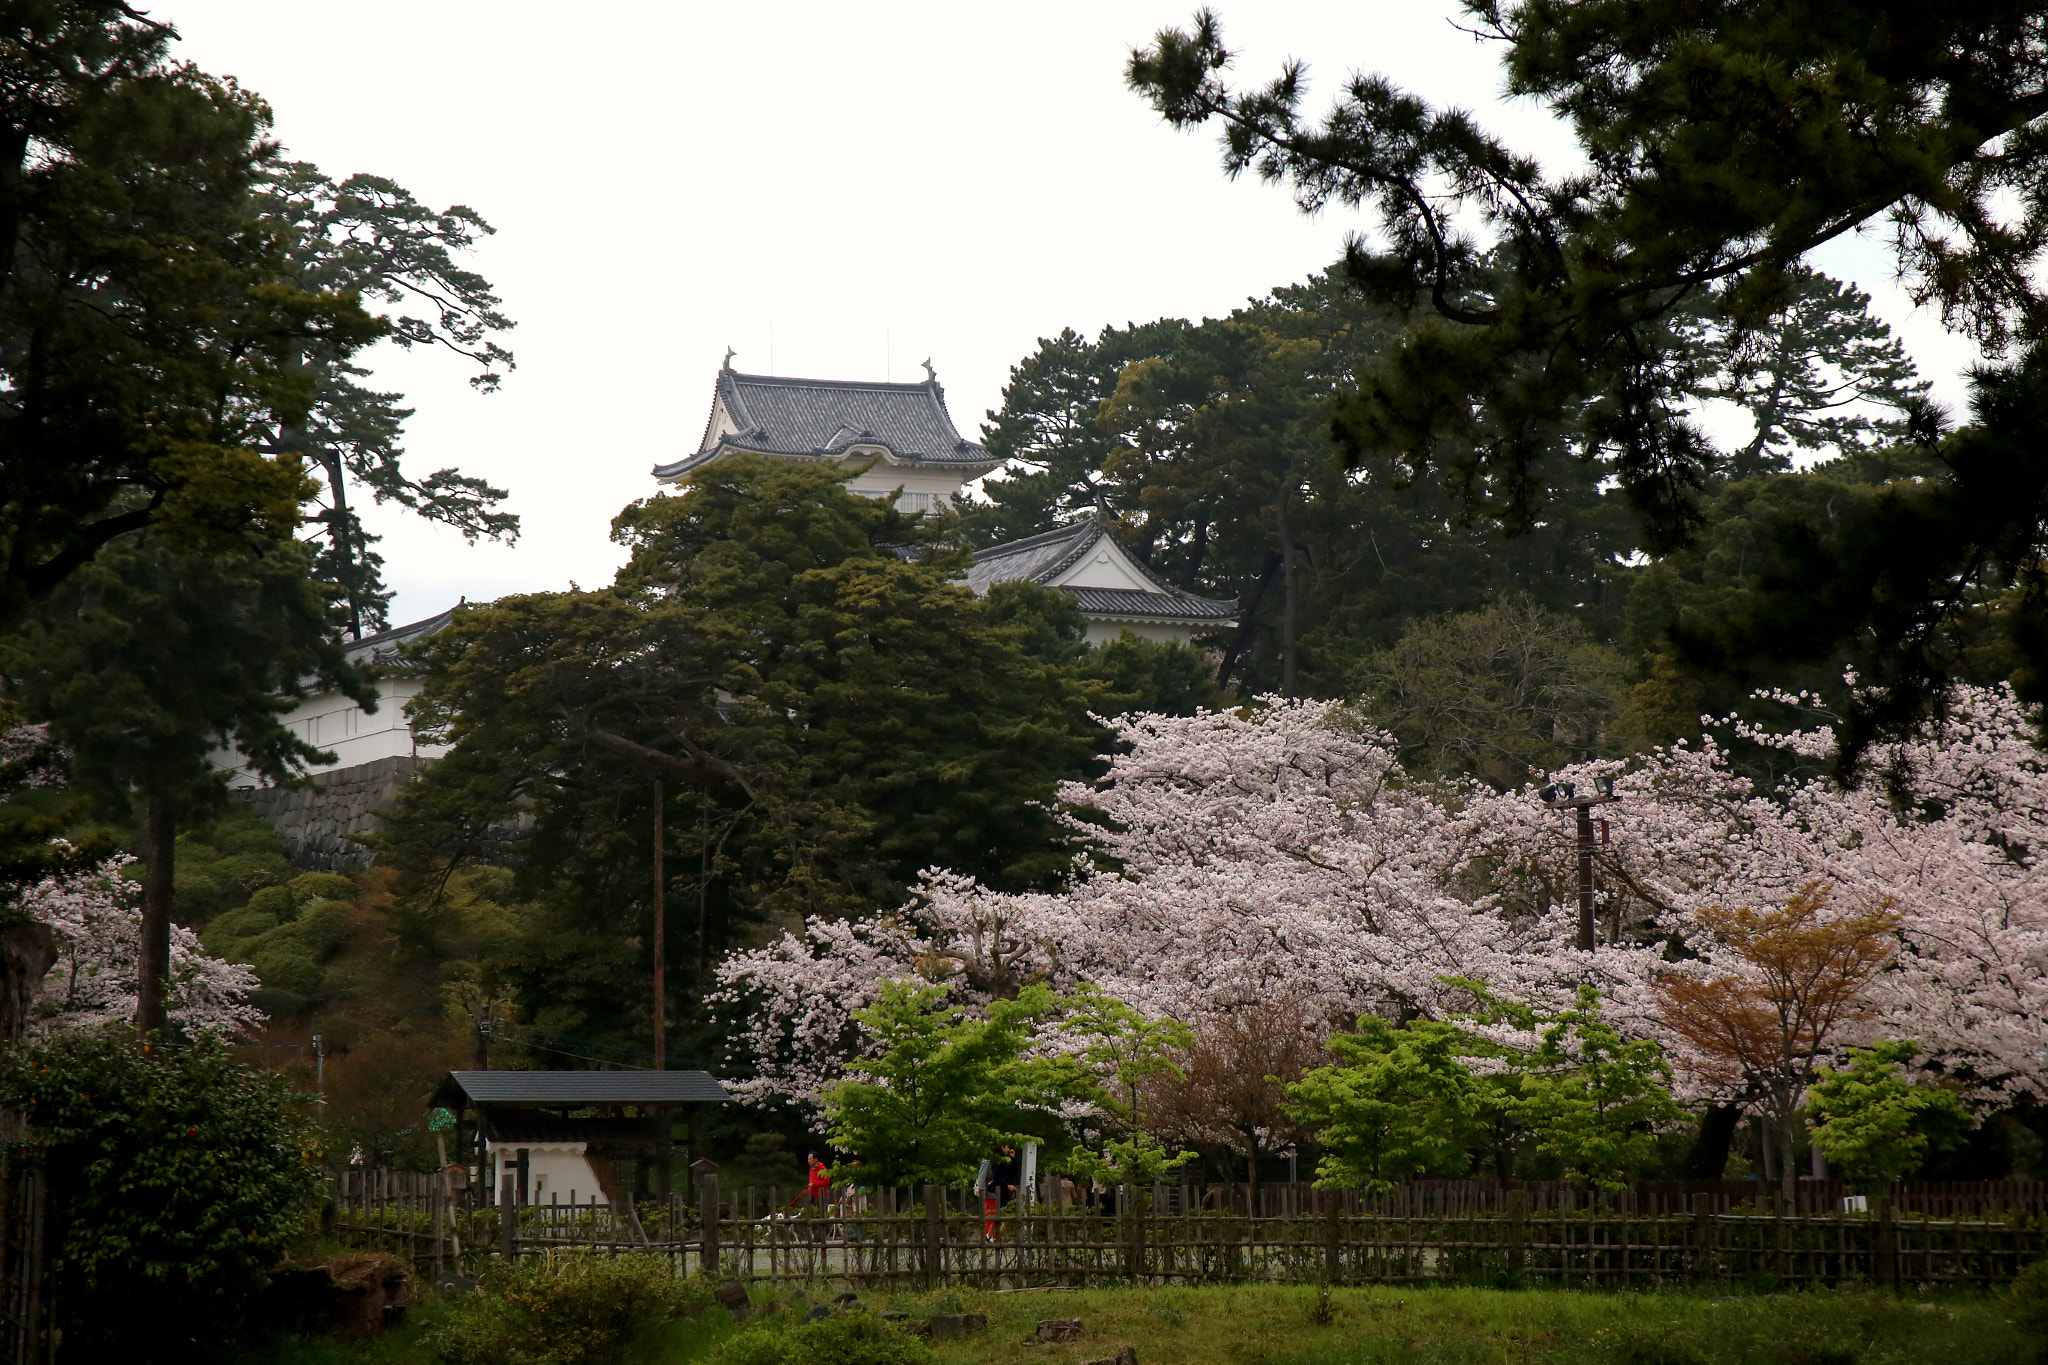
655, 370, 998, 481
969, 517, 1238, 623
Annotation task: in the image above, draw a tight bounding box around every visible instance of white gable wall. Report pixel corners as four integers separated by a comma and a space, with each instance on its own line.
1049, 538, 1159, 593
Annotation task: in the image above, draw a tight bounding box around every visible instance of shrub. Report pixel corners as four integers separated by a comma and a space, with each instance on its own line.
2013, 1258, 2048, 1363
423, 1251, 712, 1365
0, 1033, 326, 1359
712, 1312, 936, 1365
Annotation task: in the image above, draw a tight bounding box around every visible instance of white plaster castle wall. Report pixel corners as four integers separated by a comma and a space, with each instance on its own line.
1082, 620, 1210, 648
218, 675, 448, 789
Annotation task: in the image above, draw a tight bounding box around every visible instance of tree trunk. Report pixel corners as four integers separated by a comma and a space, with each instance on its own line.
0, 919, 55, 1145
1216, 553, 1281, 690
1681, 1103, 1743, 1179
1276, 495, 1300, 699
135, 796, 175, 1036
323, 451, 364, 641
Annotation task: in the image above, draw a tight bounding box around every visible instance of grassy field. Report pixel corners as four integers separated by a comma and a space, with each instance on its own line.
244, 1279, 2036, 1365
892, 1283, 2030, 1365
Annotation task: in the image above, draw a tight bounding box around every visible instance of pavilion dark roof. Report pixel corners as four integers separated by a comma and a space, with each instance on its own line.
968, 517, 1238, 622
654, 370, 996, 480
436, 1070, 730, 1108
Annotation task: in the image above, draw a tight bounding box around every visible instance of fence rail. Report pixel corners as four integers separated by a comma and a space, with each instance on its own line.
331, 1174, 2048, 1291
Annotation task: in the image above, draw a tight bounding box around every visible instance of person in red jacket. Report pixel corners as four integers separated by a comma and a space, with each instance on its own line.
803, 1152, 831, 1206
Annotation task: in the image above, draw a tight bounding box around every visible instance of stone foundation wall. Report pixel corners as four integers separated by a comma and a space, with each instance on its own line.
239, 755, 425, 870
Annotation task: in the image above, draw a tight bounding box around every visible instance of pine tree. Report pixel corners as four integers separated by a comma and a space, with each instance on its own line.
1681, 267, 1929, 478
257, 163, 520, 636
0, 2, 381, 634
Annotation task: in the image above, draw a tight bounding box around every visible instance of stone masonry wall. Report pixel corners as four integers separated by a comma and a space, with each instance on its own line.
239, 754, 424, 871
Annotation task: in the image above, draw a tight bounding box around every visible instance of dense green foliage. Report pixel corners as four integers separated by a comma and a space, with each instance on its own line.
424, 1252, 713, 1365
1806, 1041, 1976, 1191
381, 458, 1113, 1063
1129, 2, 2048, 759
823, 981, 1082, 1187
0, 1, 378, 636
1287, 995, 1686, 1193
0, 1034, 324, 1359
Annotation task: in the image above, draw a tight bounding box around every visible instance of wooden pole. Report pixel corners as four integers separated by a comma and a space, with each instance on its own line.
1574, 801, 1597, 951
699, 1172, 719, 1276
925, 1184, 945, 1285
653, 779, 666, 1071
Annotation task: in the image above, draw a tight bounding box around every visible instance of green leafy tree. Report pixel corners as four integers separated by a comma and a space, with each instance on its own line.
1482, 986, 1686, 1190
0, 1033, 325, 1359
1128, 3, 2048, 757
1057, 983, 1196, 1185
0, 1, 380, 634
387, 458, 1101, 1059
1353, 597, 1624, 789
822, 980, 1079, 1188
1285, 1016, 1481, 1193
0, 534, 366, 1031
1805, 1040, 1974, 1192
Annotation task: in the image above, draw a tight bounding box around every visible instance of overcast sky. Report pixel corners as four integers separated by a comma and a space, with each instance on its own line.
162, 1, 1986, 628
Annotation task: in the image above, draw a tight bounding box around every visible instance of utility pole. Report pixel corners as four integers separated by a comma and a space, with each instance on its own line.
1538, 777, 1620, 951
653, 779, 666, 1072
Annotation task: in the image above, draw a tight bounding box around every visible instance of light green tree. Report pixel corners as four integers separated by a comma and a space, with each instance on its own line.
1805, 1040, 1974, 1193
822, 980, 1082, 1188
1058, 983, 1196, 1186
1484, 986, 1686, 1190
1285, 1016, 1482, 1194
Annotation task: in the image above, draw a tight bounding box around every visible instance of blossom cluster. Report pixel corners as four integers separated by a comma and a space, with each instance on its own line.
718, 686, 2048, 1115
18, 856, 263, 1036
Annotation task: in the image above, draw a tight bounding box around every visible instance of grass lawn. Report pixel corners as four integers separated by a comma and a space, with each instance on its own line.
244, 1280, 2035, 1365
896, 1283, 2030, 1365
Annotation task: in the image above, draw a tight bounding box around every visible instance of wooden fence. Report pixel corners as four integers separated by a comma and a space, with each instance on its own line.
331, 1173, 2048, 1291
0, 1158, 50, 1365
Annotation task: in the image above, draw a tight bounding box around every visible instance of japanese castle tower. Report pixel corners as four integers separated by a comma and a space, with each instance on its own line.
220, 359, 1236, 863
658, 363, 1237, 646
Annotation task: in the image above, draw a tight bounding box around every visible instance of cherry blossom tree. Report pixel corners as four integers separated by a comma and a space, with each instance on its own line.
717, 686, 2048, 1133
20, 856, 261, 1037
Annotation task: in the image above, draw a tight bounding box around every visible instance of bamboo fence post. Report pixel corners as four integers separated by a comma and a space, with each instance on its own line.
924, 1185, 944, 1286
1876, 1194, 1896, 1290
1323, 1191, 1342, 1287
1507, 1188, 1529, 1279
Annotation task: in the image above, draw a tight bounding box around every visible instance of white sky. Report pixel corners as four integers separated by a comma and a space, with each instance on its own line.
162, 1, 1987, 627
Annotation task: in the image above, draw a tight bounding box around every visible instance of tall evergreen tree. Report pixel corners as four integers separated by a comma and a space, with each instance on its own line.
0, 1, 381, 634
1, 534, 365, 1033
1679, 267, 1929, 479
386, 458, 1103, 1055
1129, 3, 2048, 754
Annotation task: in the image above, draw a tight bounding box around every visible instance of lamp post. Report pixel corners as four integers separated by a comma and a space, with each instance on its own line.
1537, 777, 1620, 951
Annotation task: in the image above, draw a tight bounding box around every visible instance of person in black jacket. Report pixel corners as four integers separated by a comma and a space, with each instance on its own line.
981, 1145, 1018, 1241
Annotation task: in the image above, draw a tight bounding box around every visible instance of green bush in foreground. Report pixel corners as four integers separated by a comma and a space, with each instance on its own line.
2013, 1258, 2048, 1364
0, 1033, 324, 1360
422, 1251, 713, 1365
712, 1313, 936, 1365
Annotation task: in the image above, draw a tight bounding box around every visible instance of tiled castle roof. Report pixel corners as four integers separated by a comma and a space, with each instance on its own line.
969, 517, 1238, 624
654, 370, 998, 481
